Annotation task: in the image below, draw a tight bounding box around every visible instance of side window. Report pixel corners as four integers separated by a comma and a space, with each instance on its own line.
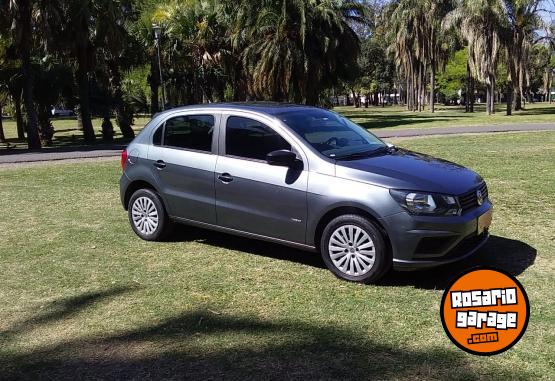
152, 125, 163, 146
163, 115, 214, 152
226, 116, 291, 160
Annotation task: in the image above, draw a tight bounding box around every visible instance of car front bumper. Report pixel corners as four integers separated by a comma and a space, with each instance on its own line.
379, 200, 493, 270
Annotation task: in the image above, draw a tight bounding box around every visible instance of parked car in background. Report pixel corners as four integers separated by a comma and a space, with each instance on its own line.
51, 106, 74, 117
119, 103, 493, 283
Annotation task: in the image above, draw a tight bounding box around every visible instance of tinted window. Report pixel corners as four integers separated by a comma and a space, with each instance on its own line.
226, 116, 290, 160
152, 125, 163, 146
163, 115, 214, 152
276, 109, 385, 159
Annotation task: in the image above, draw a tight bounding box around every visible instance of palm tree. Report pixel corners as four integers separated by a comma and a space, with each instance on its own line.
7, 0, 41, 148
388, 0, 425, 111
129, 0, 164, 113
388, 0, 453, 113
38, 0, 97, 142
445, 0, 507, 115
236, 0, 367, 104
153, 0, 231, 104
423, 0, 454, 113
95, 0, 136, 138
503, 0, 543, 112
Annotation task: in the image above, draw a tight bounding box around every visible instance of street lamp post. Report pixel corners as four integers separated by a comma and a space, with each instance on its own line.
152, 24, 166, 111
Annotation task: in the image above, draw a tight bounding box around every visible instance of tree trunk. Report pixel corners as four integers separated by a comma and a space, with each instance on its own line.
19, 0, 40, 149
76, 43, 95, 143
417, 63, 422, 112
430, 62, 435, 113
470, 74, 475, 112
549, 70, 553, 103
37, 105, 54, 146
109, 60, 135, 139
486, 79, 492, 115
506, 75, 512, 116
406, 75, 410, 111
12, 95, 25, 139
491, 75, 496, 114
465, 62, 470, 112
0, 103, 5, 143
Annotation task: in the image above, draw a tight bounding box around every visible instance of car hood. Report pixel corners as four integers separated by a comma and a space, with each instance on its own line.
334, 148, 483, 195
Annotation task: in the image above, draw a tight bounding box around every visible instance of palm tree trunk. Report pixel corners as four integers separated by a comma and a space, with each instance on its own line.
76, 46, 95, 143
465, 62, 470, 112
491, 75, 496, 114
549, 70, 553, 103
470, 74, 475, 112
109, 60, 135, 139
0, 103, 5, 143
19, 0, 40, 149
430, 62, 435, 113
506, 71, 512, 116
486, 80, 492, 115
406, 75, 410, 110
13, 95, 25, 139
417, 63, 422, 112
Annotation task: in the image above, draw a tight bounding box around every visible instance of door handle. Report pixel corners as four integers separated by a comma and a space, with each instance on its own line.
153, 160, 166, 169
218, 173, 233, 183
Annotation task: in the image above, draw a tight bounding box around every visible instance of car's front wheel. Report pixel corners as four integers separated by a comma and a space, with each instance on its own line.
320, 214, 391, 283
128, 188, 172, 241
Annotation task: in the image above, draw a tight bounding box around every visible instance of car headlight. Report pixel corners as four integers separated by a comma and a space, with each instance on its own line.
389, 189, 461, 216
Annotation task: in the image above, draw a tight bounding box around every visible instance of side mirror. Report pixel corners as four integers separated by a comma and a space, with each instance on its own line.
266, 149, 298, 167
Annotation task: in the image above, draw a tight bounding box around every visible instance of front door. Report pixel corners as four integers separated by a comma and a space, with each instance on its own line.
215, 115, 308, 243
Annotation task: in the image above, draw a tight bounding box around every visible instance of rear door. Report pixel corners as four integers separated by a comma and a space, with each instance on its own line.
214, 114, 308, 244
147, 112, 220, 224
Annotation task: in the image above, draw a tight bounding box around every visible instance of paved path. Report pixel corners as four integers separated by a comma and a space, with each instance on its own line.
372, 122, 555, 138
0, 145, 125, 164
0, 123, 553, 164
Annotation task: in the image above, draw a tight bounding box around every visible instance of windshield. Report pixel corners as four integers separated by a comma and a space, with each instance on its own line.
276, 109, 386, 159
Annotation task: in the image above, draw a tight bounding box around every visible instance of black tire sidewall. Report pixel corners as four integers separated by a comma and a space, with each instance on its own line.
320, 214, 390, 283
128, 188, 170, 241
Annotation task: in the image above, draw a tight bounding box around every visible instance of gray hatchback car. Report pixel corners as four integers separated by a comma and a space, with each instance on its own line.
120, 103, 493, 283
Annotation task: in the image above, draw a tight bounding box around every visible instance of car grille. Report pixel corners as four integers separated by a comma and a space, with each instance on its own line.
458, 182, 488, 214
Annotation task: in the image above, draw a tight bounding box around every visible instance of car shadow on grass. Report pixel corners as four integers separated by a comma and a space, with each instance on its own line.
168, 227, 536, 291
0, 290, 534, 380
169, 224, 327, 269
379, 235, 537, 290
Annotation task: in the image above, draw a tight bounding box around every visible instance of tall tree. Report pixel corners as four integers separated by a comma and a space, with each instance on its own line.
236, 0, 367, 104
8, 0, 41, 148
503, 0, 543, 112
95, 0, 136, 138
445, 0, 507, 115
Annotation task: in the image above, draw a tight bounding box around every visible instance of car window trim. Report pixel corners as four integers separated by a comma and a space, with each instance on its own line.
152, 113, 219, 154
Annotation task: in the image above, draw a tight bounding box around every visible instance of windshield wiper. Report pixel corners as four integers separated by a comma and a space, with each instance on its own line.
334, 146, 390, 160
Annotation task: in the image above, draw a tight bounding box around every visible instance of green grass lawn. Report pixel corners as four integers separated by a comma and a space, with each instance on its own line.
0, 132, 553, 380
1, 103, 554, 150
337, 103, 555, 130
0, 117, 150, 150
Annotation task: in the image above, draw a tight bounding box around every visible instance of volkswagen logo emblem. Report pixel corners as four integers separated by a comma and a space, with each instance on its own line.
476, 189, 484, 206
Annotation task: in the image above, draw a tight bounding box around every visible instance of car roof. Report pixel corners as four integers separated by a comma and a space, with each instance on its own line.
156, 102, 323, 117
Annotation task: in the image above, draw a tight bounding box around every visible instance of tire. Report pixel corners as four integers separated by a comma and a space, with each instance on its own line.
128, 188, 173, 241
320, 214, 391, 283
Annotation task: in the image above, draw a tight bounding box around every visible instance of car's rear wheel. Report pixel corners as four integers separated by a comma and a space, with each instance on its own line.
320, 214, 390, 283
128, 188, 172, 241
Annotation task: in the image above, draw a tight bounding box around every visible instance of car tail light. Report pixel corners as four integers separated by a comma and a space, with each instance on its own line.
120, 149, 128, 171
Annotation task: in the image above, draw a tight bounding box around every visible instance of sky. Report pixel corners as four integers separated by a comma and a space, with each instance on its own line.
539, 0, 555, 24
